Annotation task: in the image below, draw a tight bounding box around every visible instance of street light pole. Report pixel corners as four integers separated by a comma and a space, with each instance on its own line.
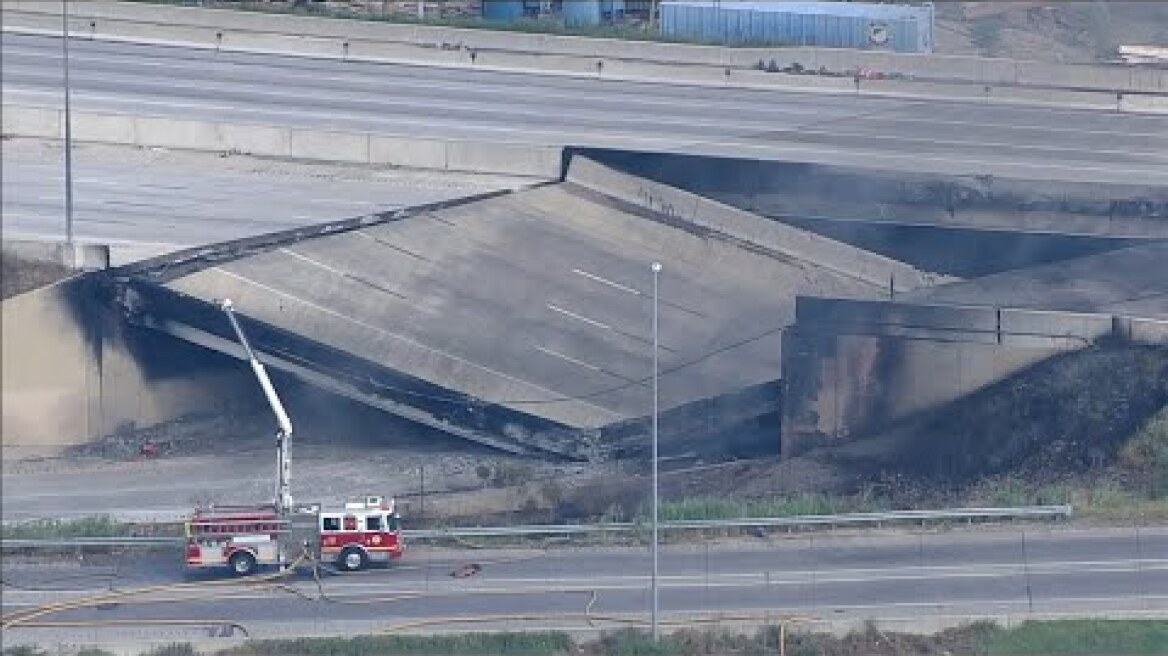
61, 0, 75, 258
650, 260, 662, 641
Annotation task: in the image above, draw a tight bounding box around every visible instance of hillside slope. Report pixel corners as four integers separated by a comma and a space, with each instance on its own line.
937, 2, 1168, 63
666, 345, 1168, 512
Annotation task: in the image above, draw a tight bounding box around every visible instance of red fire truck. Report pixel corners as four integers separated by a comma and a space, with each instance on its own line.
182, 300, 403, 576
184, 496, 404, 576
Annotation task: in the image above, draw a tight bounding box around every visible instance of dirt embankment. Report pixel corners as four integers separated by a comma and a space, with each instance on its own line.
937, 2, 1167, 63
667, 344, 1168, 512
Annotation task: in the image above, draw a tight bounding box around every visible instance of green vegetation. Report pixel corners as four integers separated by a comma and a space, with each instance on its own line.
0, 516, 183, 541
1120, 406, 1168, 498
0, 516, 135, 540
12, 620, 1165, 656
969, 17, 1004, 54
217, 632, 573, 656
653, 491, 880, 522
988, 619, 1168, 655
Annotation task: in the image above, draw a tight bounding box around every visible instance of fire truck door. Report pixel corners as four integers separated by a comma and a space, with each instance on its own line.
364, 514, 385, 549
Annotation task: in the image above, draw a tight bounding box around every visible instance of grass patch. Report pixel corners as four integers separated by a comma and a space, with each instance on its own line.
961, 476, 1168, 522
652, 492, 885, 522
9, 620, 1165, 656
0, 516, 134, 540
216, 632, 573, 655
1120, 406, 1168, 498
989, 619, 1168, 655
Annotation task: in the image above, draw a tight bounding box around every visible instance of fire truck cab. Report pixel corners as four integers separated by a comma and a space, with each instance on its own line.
301, 495, 404, 572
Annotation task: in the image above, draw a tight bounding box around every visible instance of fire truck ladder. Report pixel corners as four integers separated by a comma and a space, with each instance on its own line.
220, 299, 294, 514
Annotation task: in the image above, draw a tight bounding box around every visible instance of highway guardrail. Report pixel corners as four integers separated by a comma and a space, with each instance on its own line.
407, 505, 1073, 538
0, 506, 1072, 549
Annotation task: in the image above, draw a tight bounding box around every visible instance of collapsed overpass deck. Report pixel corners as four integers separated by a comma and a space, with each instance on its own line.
109, 158, 932, 458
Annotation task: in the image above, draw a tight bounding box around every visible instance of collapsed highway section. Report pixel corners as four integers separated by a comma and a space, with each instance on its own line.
102, 155, 934, 460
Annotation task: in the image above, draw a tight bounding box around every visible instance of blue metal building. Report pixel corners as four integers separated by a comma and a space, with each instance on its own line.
482, 0, 527, 21
563, 0, 627, 26
659, 1, 935, 53
482, 0, 626, 25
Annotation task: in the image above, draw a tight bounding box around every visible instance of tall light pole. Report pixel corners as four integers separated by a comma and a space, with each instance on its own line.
61, 0, 75, 258
650, 260, 662, 641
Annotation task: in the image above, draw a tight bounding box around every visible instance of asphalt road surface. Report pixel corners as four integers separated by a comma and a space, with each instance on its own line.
3, 527, 1165, 645
4, 33, 1168, 186
1, 139, 530, 264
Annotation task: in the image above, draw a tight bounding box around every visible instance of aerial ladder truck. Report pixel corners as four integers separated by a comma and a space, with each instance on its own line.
182, 300, 403, 576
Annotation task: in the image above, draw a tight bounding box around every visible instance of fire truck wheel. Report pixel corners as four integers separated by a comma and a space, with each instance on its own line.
229, 550, 258, 577
338, 547, 368, 572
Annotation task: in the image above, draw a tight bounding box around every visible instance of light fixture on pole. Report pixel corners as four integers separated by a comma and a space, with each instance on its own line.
61, 0, 75, 260
650, 260, 662, 641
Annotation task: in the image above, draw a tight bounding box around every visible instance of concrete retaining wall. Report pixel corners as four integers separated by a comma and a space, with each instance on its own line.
1, 276, 253, 454
566, 156, 939, 291
780, 296, 1168, 455
3, 239, 110, 272
1, 105, 561, 177
6, 0, 1165, 94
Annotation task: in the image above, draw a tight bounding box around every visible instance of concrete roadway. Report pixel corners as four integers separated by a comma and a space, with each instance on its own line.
0, 139, 530, 265
3, 527, 1166, 643
4, 33, 1168, 186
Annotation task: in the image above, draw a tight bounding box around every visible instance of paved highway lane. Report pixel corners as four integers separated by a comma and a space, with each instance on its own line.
1, 139, 531, 264
4, 33, 1167, 185
4, 528, 1166, 642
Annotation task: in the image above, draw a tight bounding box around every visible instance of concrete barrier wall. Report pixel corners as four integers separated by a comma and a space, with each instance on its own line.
1131, 318, 1168, 344
2, 105, 561, 178
2, 104, 60, 138
998, 309, 1115, 348
5, 1, 1166, 96
1, 277, 253, 454
566, 156, 937, 291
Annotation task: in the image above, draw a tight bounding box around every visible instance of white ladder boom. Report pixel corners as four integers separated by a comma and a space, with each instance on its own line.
220, 299, 293, 513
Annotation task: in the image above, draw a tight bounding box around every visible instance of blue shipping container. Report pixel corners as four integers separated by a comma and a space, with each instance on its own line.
660, 1, 934, 53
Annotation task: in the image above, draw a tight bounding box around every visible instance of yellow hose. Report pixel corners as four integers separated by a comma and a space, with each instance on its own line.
380, 610, 816, 634
2, 552, 306, 628
7, 618, 251, 637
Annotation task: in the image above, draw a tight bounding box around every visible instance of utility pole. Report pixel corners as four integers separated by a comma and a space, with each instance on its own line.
650, 261, 662, 641
62, 0, 75, 261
